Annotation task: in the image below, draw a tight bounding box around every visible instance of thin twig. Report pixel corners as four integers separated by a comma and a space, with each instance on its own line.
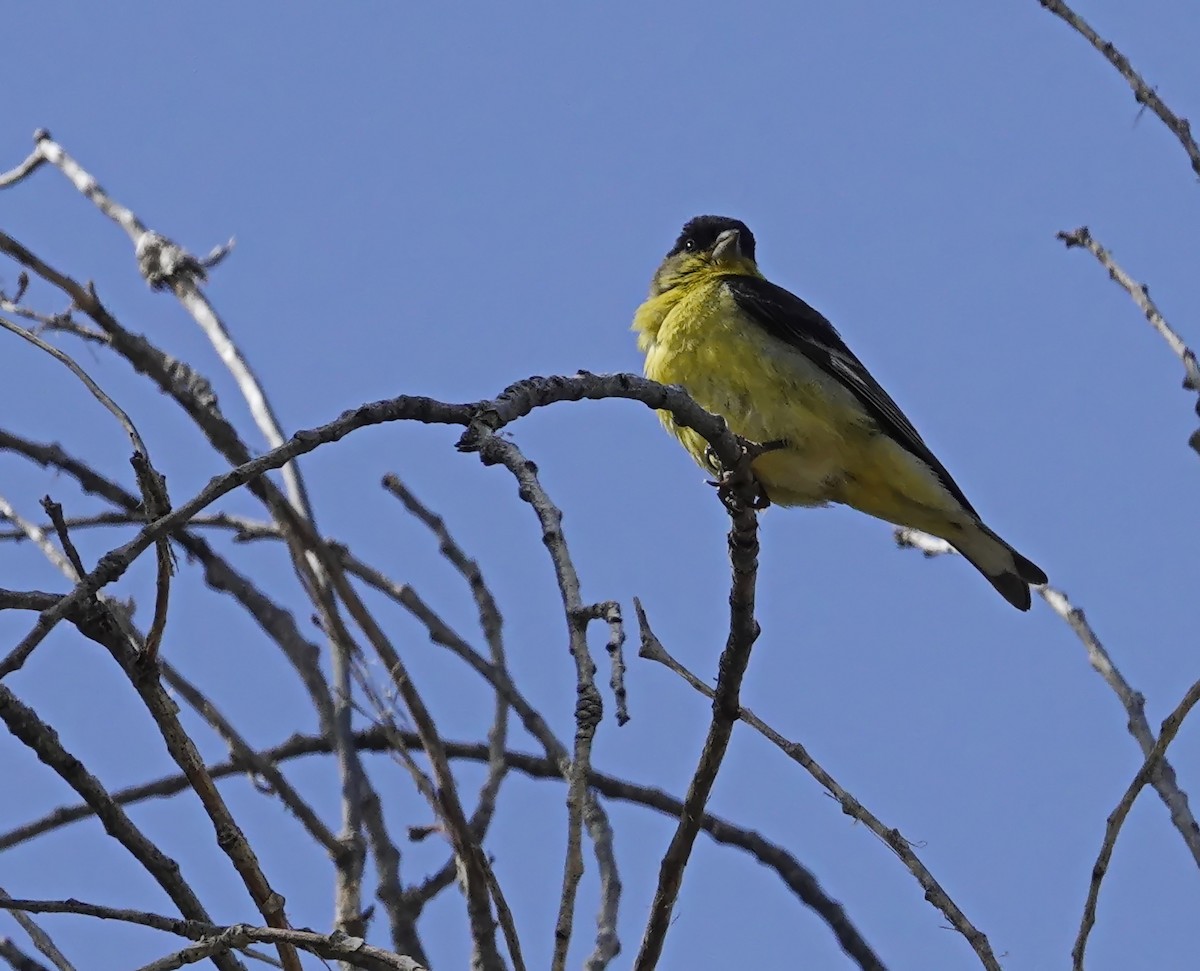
359, 778, 427, 964
111, 635, 302, 971
161, 662, 343, 858
0, 134, 45, 188
322, 566, 503, 970
581, 794, 623, 971
896, 527, 1200, 866
333, 543, 625, 965
0, 889, 76, 971
635, 598, 975, 971
382, 474, 512, 843
0, 937, 54, 971
0, 315, 150, 455
0, 687, 246, 971
33, 131, 315, 523
0, 496, 78, 580
0, 899, 424, 971
0, 511, 266, 541
460, 433, 601, 971
1074, 676, 1200, 970
1056, 226, 1200, 456
38, 498, 86, 578
329, 600, 367, 942
1036, 0, 1200, 181
0, 313, 173, 660
596, 601, 629, 726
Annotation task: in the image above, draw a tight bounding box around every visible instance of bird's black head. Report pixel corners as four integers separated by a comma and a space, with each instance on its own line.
668, 215, 757, 262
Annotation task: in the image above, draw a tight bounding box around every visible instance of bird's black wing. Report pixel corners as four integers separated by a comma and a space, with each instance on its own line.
722, 274, 977, 515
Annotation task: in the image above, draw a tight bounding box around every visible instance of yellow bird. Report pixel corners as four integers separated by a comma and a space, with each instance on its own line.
633, 215, 1046, 610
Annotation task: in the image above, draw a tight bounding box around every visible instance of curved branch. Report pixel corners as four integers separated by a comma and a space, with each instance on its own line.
0, 371, 737, 679
1037, 1, 1200, 181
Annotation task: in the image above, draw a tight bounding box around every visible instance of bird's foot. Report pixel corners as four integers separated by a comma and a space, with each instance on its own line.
705, 438, 782, 514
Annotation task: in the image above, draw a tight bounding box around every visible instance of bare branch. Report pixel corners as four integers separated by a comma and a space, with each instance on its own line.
0, 504, 300, 971
382, 474, 512, 838
0, 429, 425, 960
1056, 226, 1200, 455
0, 686, 246, 971
112, 639, 303, 970
0, 889, 76, 971
0, 937, 54, 971
38, 498, 86, 579
329, 611, 367, 943
359, 779, 427, 964
1036, 0, 1200, 181
0, 315, 153, 473
581, 794, 622, 971
0, 361, 735, 965
0, 346, 734, 680
1074, 676, 1200, 970
4, 150, 369, 926
0, 314, 173, 657
0, 133, 46, 188
323, 572, 503, 970
161, 662, 343, 858
0, 496, 78, 580
636, 599, 979, 970
0, 429, 338, 736
22, 131, 315, 525
458, 431, 603, 970
633, 494, 762, 971
334, 542, 624, 963
0, 899, 425, 971
0, 390, 461, 678
591, 601, 629, 727
0, 723, 883, 963
132, 936, 282, 971
896, 527, 1200, 867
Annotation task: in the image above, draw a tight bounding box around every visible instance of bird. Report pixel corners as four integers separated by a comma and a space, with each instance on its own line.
632, 214, 1047, 610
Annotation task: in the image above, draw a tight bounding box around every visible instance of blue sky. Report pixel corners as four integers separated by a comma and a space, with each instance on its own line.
2, 2, 1198, 969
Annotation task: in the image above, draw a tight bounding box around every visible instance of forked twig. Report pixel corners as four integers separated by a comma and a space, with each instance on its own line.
1073, 678, 1200, 971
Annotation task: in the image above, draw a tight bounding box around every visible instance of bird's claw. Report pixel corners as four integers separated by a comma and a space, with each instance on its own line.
705, 438, 777, 513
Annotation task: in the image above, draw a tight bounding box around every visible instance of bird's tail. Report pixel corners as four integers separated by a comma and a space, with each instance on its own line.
954, 524, 1048, 611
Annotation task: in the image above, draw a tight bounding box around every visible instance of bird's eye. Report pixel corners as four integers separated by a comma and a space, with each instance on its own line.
683, 238, 696, 252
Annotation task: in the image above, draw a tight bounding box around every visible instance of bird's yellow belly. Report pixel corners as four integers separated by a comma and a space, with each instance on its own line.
642, 286, 869, 506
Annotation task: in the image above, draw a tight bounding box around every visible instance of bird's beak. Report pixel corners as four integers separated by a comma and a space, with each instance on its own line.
711, 229, 742, 264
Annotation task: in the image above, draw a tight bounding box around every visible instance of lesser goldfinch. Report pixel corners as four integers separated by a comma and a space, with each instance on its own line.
634, 215, 1047, 610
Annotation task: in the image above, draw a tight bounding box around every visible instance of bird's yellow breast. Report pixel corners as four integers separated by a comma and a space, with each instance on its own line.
634, 273, 877, 506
